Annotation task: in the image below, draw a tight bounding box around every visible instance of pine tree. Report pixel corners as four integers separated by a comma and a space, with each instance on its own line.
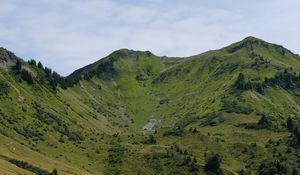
287, 117, 296, 133
52, 168, 58, 175
44, 67, 52, 78
205, 154, 223, 174
234, 73, 246, 90
50, 79, 57, 90
28, 59, 36, 66
258, 115, 271, 128
14, 60, 22, 72
37, 61, 43, 69
294, 127, 300, 145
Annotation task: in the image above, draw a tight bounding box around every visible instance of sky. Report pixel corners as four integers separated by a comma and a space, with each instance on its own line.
0, 0, 299, 75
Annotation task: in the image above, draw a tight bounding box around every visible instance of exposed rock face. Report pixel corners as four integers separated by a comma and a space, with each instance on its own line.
0, 47, 19, 62
143, 119, 159, 131
0, 48, 20, 70
227, 37, 269, 53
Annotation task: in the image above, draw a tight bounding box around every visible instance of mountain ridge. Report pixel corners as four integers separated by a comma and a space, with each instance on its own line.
0, 36, 300, 175
67, 36, 298, 80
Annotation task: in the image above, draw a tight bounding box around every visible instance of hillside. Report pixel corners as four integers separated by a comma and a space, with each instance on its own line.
0, 37, 300, 175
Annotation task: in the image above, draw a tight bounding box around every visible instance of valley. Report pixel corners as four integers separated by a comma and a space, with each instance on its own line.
0, 37, 300, 175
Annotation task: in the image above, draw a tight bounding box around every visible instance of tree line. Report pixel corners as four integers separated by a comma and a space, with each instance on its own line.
12, 59, 75, 90
234, 68, 300, 94
9, 158, 58, 175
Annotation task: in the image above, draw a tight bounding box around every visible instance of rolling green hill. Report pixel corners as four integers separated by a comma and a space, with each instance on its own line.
0, 37, 300, 175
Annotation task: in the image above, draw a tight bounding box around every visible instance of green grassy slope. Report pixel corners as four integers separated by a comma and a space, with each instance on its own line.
1, 37, 300, 175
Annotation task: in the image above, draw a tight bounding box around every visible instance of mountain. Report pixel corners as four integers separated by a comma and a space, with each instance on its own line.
0, 37, 300, 175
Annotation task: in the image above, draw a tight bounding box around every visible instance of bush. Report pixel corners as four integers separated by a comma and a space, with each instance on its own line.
21, 69, 34, 84
204, 154, 223, 175
52, 168, 58, 175
14, 60, 22, 72
257, 160, 291, 175
14, 126, 44, 140
163, 126, 184, 136
144, 145, 199, 174
287, 117, 297, 133
258, 115, 272, 128
294, 127, 300, 145
107, 145, 126, 164
141, 135, 156, 144
9, 159, 58, 175
0, 81, 10, 96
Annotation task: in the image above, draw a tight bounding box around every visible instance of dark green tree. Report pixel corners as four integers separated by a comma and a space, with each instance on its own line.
142, 135, 156, 144
239, 169, 248, 175
204, 154, 223, 174
294, 127, 300, 145
44, 67, 52, 78
287, 117, 296, 133
52, 168, 58, 175
0, 81, 10, 96
21, 70, 34, 84
258, 160, 290, 175
14, 60, 22, 72
28, 59, 36, 66
37, 61, 43, 69
50, 79, 57, 90
234, 73, 246, 90
258, 115, 271, 128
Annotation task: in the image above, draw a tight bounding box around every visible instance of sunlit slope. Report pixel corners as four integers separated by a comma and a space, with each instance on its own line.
67, 37, 300, 131
0, 37, 300, 174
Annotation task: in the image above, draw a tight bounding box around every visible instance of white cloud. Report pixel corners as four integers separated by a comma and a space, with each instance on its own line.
0, 0, 299, 75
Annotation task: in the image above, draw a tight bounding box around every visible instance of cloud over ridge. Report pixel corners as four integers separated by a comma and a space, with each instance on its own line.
0, 0, 299, 75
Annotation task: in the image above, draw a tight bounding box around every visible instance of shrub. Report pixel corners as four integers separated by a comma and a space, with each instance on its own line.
257, 160, 291, 175
14, 60, 22, 72
0, 81, 10, 96
9, 159, 58, 175
294, 127, 300, 145
287, 117, 297, 133
163, 126, 183, 136
144, 145, 199, 174
107, 145, 126, 164
141, 135, 156, 144
258, 115, 272, 128
204, 154, 223, 175
21, 69, 34, 84
52, 168, 58, 175
37, 61, 43, 69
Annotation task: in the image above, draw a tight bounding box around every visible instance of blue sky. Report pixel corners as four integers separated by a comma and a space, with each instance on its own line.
0, 0, 299, 75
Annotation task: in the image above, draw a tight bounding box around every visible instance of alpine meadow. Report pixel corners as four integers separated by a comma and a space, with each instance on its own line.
0, 36, 300, 175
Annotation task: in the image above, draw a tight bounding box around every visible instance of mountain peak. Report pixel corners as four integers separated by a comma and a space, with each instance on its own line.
109, 48, 153, 58
226, 36, 293, 55
241, 36, 264, 42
